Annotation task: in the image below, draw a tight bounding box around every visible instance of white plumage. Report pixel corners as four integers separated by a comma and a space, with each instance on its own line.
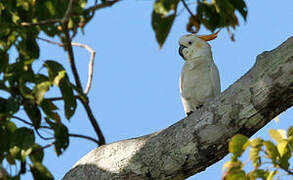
178, 31, 221, 115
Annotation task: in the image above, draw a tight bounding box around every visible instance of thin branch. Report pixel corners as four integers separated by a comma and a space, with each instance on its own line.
71, 42, 96, 94
61, 2, 105, 144
85, 0, 120, 12
37, 37, 63, 46
11, 116, 35, 127
180, 0, 196, 17
63, 27, 83, 93
31, 142, 55, 155
20, 19, 59, 27
35, 129, 54, 141
46, 97, 65, 101
69, 133, 99, 144
38, 37, 96, 94
11, 116, 50, 129
78, 96, 105, 145
21, 0, 74, 27
61, 0, 75, 24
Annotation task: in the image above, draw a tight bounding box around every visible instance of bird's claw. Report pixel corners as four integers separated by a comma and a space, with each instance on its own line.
186, 111, 194, 116
196, 105, 203, 109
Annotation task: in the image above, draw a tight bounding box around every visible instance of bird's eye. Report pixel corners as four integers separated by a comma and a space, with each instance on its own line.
188, 41, 192, 45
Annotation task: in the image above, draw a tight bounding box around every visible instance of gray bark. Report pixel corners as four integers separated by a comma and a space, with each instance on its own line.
63, 37, 293, 180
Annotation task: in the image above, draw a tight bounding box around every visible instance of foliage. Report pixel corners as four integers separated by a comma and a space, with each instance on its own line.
0, 0, 249, 179
0, 0, 98, 179
223, 127, 293, 180
152, 0, 247, 46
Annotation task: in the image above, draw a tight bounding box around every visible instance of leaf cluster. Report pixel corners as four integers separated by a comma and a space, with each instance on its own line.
223, 127, 293, 180
152, 0, 247, 47
0, 0, 100, 179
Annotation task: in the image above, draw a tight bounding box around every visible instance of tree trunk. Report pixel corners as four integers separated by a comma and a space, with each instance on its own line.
63, 37, 293, 180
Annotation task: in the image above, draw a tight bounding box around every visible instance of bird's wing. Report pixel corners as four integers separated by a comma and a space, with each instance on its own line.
179, 71, 194, 114
211, 63, 221, 97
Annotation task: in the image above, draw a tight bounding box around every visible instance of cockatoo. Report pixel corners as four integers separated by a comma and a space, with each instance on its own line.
178, 31, 221, 116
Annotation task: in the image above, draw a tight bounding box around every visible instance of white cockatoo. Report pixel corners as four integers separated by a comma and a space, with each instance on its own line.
178, 31, 221, 116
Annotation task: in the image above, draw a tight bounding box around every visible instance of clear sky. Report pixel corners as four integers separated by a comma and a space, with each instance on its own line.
19, 0, 293, 179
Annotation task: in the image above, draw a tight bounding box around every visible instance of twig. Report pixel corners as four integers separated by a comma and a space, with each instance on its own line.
61, 0, 75, 24
85, 0, 120, 12
35, 129, 54, 140
38, 37, 96, 94
21, 19, 60, 27
11, 116, 50, 129
46, 97, 65, 101
37, 37, 63, 46
30, 142, 55, 155
21, 0, 120, 27
69, 133, 99, 144
180, 0, 196, 17
71, 42, 95, 94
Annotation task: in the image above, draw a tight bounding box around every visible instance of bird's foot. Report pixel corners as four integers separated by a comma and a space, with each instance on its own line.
186, 111, 194, 116
196, 104, 203, 109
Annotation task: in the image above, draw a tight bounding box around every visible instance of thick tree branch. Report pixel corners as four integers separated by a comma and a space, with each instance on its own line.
63, 37, 293, 179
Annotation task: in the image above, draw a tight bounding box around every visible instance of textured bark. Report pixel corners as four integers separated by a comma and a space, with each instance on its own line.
63, 37, 293, 180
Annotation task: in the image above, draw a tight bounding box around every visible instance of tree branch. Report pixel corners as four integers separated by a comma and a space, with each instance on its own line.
63, 37, 293, 179
21, 0, 121, 27
37, 36, 105, 144
180, 0, 195, 17
70, 42, 96, 95
63, 28, 83, 92
78, 96, 105, 146
69, 133, 99, 144
38, 38, 95, 94
85, 0, 121, 12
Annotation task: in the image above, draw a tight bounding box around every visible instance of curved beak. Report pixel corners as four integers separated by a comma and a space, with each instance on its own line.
179, 44, 187, 59
197, 29, 221, 41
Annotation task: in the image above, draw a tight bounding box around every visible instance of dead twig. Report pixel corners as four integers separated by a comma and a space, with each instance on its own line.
37, 37, 96, 95
71, 42, 95, 94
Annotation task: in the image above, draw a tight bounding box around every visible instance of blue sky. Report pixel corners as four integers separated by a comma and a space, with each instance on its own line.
18, 0, 293, 179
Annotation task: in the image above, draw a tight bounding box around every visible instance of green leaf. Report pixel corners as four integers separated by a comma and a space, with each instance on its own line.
249, 138, 263, 168
41, 100, 61, 123
0, 122, 12, 155
151, 0, 179, 47
9, 146, 21, 160
23, 99, 42, 129
45, 118, 69, 156
30, 162, 53, 180
263, 141, 279, 163
267, 170, 278, 180
229, 0, 248, 20
12, 127, 35, 150
248, 169, 269, 180
21, 148, 32, 162
226, 168, 247, 180
33, 81, 51, 104
269, 129, 286, 143
229, 134, 249, 158
17, 37, 40, 60
44, 60, 76, 119
287, 126, 293, 137
277, 140, 288, 157
0, 50, 9, 72
54, 123, 69, 156
29, 144, 44, 163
